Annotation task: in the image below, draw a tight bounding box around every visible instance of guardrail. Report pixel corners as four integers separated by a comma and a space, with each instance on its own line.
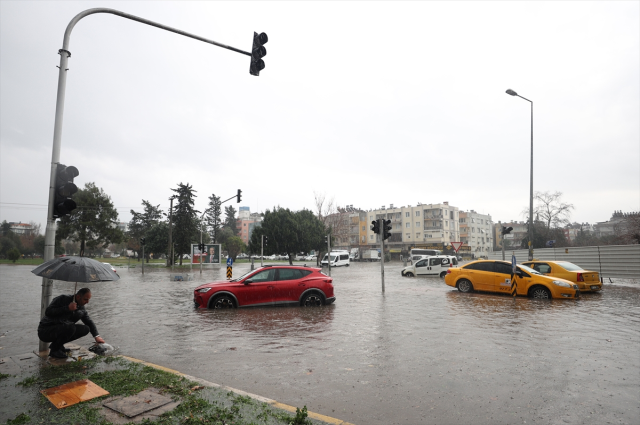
488, 245, 640, 279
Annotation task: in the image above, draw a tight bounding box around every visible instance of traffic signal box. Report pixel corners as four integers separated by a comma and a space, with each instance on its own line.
249, 32, 268, 76
53, 164, 79, 219
371, 220, 380, 235
382, 219, 392, 240
237, 189, 242, 203
501, 226, 513, 235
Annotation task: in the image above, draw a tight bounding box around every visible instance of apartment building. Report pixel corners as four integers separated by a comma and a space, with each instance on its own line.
236, 207, 263, 245
364, 202, 460, 253
494, 221, 528, 251
459, 210, 493, 257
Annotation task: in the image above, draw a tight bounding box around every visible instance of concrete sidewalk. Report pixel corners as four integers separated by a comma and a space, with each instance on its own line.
0, 346, 355, 425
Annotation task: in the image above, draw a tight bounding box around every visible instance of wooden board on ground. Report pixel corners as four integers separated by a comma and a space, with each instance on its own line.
41, 379, 109, 409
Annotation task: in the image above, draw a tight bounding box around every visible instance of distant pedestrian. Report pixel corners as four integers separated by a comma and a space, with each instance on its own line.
37, 288, 105, 359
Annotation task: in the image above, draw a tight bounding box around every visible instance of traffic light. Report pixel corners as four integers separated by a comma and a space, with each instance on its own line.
249, 32, 268, 76
371, 220, 380, 235
263, 235, 268, 246
140, 237, 146, 245
53, 164, 79, 219
237, 189, 242, 203
382, 219, 392, 240
324, 235, 328, 244
501, 226, 513, 235
199, 243, 205, 252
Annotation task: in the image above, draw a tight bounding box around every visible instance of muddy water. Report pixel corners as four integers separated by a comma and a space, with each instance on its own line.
1, 263, 639, 424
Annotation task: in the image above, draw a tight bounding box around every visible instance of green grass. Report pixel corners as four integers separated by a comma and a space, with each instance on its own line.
3, 357, 316, 425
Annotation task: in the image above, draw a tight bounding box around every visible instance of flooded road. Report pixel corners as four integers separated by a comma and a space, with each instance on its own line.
2, 262, 639, 424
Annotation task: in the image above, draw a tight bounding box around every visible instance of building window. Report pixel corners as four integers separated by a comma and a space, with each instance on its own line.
405, 212, 410, 217
370, 235, 373, 240
416, 232, 421, 238
416, 222, 421, 227
406, 233, 411, 239
416, 211, 420, 216
406, 222, 410, 228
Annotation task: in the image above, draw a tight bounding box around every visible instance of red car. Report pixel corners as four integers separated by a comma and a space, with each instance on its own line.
193, 265, 335, 309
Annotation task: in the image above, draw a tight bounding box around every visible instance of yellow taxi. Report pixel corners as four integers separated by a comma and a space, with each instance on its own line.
522, 260, 602, 292
444, 260, 580, 299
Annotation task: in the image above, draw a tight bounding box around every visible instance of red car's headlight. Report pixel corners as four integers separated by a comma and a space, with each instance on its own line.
196, 288, 212, 293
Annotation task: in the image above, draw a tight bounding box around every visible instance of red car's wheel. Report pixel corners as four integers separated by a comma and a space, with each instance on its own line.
211, 295, 236, 309
301, 292, 324, 307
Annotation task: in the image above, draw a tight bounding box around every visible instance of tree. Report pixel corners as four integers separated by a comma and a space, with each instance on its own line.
171, 183, 199, 265
248, 207, 326, 265
217, 227, 235, 247
224, 205, 238, 236
1, 220, 11, 236
616, 213, 640, 244
34, 235, 45, 256
7, 247, 20, 263
205, 193, 222, 243
527, 191, 574, 230
128, 200, 164, 262
56, 182, 125, 256
225, 236, 246, 261
146, 221, 170, 260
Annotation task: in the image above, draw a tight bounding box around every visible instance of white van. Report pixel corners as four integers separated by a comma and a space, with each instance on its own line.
321, 250, 351, 267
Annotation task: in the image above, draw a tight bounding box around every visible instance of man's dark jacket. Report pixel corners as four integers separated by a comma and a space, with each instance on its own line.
38, 294, 99, 337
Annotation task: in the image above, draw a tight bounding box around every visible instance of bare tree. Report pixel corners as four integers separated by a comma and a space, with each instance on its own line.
616, 213, 640, 244
523, 191, 574, 230
314, 191, 336, 226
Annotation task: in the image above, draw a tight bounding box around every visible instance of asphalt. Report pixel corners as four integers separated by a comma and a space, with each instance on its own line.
0, 346, 355, 425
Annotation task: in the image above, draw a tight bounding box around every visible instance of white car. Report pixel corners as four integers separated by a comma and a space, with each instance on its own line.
102, 262, 118, 275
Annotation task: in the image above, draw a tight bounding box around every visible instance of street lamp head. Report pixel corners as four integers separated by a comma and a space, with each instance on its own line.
506, 89, 518, 96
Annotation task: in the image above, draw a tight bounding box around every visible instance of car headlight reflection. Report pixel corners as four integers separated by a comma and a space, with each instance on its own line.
552, 280, 571, 288
196, 288, 212, 293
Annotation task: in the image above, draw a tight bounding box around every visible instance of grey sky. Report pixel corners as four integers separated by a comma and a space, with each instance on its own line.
1, 1, 638, 231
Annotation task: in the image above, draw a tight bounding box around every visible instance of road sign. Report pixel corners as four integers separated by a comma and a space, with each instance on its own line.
451, 242, 463, 253
226, 257, 233, 267
511, 254, 518, 297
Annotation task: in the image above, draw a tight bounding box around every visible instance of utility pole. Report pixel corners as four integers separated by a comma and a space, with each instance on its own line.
327, 234, 331, 277
261, 235, 264, 267
168, 197, 174, 270
380, 219, 385, 293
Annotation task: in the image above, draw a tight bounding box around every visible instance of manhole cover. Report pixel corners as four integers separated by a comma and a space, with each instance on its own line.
103, 389, 173, 417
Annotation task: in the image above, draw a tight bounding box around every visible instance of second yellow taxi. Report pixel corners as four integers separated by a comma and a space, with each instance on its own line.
444, 260, 580, 299
522, 260, 602, 292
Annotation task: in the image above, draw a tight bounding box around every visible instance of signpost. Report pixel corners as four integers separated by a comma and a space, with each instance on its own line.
226, 256, 233, 280
511, 254, 518, 297
451, 242, 463, 253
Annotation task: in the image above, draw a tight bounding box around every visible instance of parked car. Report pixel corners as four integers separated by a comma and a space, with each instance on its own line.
305, 255, 317, 261
401, 255, 458, 278
193, 265, 335, 308
444, 260, 580, 299
102, 262, 118, 275
295, 253, 307, 261
522, 260, 602, 292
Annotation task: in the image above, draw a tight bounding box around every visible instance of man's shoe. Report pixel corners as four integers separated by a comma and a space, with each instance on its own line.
49, 349, 68, 359
61, 346, 71, 353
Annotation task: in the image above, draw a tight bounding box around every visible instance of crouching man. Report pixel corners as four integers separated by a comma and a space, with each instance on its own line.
37, 288, 105, 358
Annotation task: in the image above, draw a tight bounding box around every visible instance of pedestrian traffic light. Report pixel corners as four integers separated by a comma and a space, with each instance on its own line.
140, 237, 146, 245
501, 226, 513, 235
249, 32, 268, 76
371, 220, 380, 235
52, 164, 79, 219
237, 189, 242, 203
383, 219, 392, 240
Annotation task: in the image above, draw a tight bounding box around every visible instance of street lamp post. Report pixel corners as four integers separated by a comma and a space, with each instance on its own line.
506, 88, 534, 261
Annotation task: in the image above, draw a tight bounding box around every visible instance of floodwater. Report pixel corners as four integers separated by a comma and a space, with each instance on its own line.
1, 262, 639, 424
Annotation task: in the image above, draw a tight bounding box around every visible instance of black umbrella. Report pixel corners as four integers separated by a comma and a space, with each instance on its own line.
31, 256, 120, 283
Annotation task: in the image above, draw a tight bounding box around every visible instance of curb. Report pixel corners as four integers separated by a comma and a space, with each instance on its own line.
120, 355, 355, 425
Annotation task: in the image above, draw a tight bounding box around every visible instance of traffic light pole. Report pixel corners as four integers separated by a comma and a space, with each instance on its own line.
39, 7, 256, 353
142, 244, 145, 275
327, 234, 331, 277
380, 219, 385, 293
261, 235, 264, 267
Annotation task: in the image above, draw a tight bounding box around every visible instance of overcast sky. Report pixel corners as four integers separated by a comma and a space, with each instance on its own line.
1, 1, 638, 232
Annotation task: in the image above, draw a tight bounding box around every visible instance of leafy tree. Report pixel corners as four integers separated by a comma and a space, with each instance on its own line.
205, 194, 222, 243
0, 236, 16, 258
248, 207, 326, 265
34, 235, 46, 256
1, 220, 11, 236
617, 214, 640, 244
56, 182, 125, 256
224, 206, 238, 236
7, 247, 20, 263
225, 236, 246, 261
146, 221, 170, 260
128, 200, 164, 262
217, 227, 235, 247
171, 183, 199, 265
